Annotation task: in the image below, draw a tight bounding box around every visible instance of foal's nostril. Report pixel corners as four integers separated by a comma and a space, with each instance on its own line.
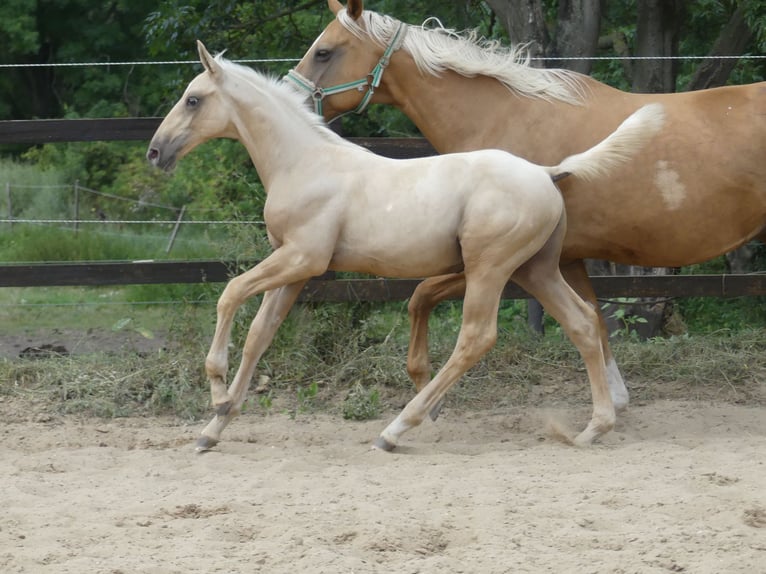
147, 148, 159, 162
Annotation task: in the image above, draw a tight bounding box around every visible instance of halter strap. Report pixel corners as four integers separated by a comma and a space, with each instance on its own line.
285, 22, 407, 119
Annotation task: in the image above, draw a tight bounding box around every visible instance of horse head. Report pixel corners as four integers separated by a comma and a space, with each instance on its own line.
287, 0, 405, 120
147, 41, 237, 171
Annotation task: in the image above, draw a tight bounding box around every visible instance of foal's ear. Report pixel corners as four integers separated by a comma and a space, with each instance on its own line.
328, 0, 344, 15
197, 40, 221, 77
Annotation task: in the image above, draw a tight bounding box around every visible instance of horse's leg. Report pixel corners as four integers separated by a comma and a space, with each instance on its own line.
514, 258, 614, 446
197, 281, 308, 451
375, 270, 507, 450
560, 260, 630, 411
205, 246, 328, 410
407, 273, 467, 420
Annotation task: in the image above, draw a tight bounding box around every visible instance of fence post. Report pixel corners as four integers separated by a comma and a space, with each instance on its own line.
166, 205, 187, 253
73, 179, 80, 233
5, 182, 11, 228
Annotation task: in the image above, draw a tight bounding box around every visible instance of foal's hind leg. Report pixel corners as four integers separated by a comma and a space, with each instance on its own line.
198, 281, 308, 451
376, 270, 509, 450
514, 262, 615, 445
561, 260, 630, 411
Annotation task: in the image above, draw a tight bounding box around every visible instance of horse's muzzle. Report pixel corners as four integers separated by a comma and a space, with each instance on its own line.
146, 145, 176, 172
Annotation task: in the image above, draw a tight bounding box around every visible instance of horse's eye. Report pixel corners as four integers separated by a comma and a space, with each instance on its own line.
186, 96, 200, 108
315, 49, 331, 62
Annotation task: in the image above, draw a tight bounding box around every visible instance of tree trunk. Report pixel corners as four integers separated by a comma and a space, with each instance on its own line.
685, 6, 753, 91
552, 0, 602, 74
484, 0, 549, 62
632, 0, 684, 93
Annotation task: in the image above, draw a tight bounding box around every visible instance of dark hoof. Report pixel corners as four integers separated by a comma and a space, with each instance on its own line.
372, 436, 396, 452
195, 435, 219, 452
429, 400, 444, 421
215, 401, 233, 416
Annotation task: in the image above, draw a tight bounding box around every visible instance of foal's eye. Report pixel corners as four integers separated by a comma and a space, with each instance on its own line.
186, 96, 200, 108
315, 49, 332, 62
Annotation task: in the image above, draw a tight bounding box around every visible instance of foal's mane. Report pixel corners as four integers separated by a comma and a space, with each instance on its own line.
337, 9, 585, 105
214, 55, 363, 149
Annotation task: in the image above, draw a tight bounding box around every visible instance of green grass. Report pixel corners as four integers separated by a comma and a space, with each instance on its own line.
2, 299, 765, 423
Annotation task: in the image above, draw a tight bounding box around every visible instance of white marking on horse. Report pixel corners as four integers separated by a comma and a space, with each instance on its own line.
654, 160, 686, 209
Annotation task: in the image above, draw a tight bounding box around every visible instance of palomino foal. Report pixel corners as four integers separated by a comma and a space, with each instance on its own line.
148, 41, 664, 452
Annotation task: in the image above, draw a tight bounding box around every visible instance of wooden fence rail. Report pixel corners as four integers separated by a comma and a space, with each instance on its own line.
0, 118, 436, 158
1, 261, 765, 301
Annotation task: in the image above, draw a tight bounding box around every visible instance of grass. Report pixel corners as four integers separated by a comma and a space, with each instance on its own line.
2, 300, 765, 424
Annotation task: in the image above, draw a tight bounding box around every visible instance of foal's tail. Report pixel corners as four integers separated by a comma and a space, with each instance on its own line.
545, 103, 665, 183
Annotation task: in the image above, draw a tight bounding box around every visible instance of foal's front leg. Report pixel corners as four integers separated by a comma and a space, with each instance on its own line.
197, 281, 307, 451
204, 246, 329, 410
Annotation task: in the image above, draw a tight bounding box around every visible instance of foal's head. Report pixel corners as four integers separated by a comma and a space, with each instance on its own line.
147, 41, 237, 171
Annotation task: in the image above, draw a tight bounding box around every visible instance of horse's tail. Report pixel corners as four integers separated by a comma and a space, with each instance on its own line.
545, 102, 665, 183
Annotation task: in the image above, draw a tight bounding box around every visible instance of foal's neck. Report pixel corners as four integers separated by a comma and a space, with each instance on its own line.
232, 88, 328, 189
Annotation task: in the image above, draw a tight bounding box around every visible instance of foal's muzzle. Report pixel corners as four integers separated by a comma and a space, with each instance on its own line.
146, 144, 176, 172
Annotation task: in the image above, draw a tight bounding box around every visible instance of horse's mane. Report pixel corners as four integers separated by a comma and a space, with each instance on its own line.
214, 55, 364, 150
337, 9, 585, 105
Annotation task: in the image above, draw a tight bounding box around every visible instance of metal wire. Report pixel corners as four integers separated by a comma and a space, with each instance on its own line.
0, 218, 264, 226
0, 54, 763, 69
0, 58, 299, 69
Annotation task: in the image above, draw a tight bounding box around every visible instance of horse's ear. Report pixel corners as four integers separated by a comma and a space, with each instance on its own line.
328, 0, 344, 15
197, 40, 221, 77
347, 0, 363, 20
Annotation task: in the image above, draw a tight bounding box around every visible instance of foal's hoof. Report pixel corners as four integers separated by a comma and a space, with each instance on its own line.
429, 399, 445, 421
195, 435, 219, 453
372, 436, 397, 452
215, 401, 234, 416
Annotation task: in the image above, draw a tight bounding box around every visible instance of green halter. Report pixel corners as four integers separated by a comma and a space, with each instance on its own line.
286, 22, 407, 119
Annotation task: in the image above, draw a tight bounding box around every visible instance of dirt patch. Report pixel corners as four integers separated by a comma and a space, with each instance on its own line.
1, 398, 764, 573
0, 327, 168, 359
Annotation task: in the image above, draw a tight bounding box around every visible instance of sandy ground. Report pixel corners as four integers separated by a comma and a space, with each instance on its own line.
1, 399, 764, 573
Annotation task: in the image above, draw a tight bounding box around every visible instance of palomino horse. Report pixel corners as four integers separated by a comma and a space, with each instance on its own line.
147, 41, 663, 451
288, 0, 766, 414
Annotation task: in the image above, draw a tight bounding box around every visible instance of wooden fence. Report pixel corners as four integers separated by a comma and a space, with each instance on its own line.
1, 260, 765, 300
2, 117, 765, 301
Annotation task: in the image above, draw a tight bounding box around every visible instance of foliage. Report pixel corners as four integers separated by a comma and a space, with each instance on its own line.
342, 382, 381, 420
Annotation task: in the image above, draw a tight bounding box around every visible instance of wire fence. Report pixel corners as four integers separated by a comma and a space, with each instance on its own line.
1, 180, 265, 240
0, 54, 764, 70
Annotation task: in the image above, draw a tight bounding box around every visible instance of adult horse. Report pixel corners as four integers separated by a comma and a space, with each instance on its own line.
147, 41, 663, 451
288, 0, 766, 413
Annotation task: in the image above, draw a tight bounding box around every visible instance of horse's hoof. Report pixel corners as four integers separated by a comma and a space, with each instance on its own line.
215, 401, 233, 416
429, 400, 444, 421
372, 436, 397, 452
195, 435, 219, 452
